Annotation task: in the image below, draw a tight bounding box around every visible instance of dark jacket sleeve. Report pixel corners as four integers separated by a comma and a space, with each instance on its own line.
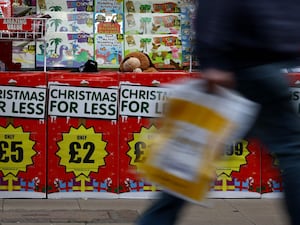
194, 0, 300, 71
194, 0, 239, 71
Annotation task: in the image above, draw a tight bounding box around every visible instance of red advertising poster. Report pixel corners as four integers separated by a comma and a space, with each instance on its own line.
118, 72, 193, 198
47, 71, 119, 198
0, 72, 47, 198
260, 144, 283, 197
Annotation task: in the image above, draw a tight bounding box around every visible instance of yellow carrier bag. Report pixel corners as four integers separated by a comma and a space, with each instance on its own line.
140, 79, 259, 203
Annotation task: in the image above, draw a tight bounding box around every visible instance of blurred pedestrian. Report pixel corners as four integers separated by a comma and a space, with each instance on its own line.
136, 1, 300, 225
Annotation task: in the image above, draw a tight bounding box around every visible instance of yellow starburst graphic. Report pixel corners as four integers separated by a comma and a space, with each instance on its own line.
0, 124, 36, 176
127, 125, 158, 170
215, 140, 250, 177
57, 125, 108, 177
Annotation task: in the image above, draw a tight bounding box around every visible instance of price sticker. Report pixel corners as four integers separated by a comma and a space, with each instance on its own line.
0, 124, 36, 176
215, 140, 250, 177
56, 125, 108, 177
128, 125, 158, 170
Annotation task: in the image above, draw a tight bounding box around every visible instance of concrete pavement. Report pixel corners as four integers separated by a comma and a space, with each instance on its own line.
0, 198, 290, 225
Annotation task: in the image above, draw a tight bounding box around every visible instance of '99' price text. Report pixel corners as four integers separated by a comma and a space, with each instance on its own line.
224, 141, 244, 156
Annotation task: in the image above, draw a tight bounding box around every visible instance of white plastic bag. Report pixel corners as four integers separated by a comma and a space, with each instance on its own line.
140, 78, 259, 203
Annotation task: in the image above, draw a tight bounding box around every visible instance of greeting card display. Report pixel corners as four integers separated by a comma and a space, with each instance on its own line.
95, 34, 123, 68
38, 0, 94, 13
46, 12, 94, 33
94, 12, 123, 34
95, 0, 123, 13
124, 34, 182, 69
124, 13, 180, 35
124, 0, 181, 13
36, 32, 94, 68
123, 0, 182, 69
180, 3, 196, 67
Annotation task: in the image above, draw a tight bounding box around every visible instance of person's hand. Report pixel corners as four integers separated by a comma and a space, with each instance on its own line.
201, 69, 236, 92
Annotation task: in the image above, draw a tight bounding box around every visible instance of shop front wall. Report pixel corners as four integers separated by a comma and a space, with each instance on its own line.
0, 71, 288, 198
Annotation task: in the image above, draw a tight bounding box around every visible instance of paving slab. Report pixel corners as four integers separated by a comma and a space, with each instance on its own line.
3, 199, 80, 211
77, 199, 153, 213
0, 198, 291, 225
1, 224, 86, 225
